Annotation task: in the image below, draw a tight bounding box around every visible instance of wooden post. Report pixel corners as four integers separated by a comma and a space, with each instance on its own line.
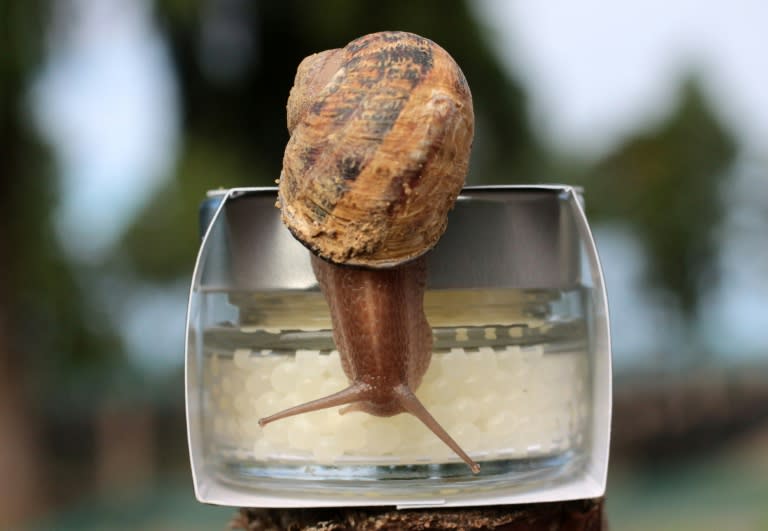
231, 499, 605, 530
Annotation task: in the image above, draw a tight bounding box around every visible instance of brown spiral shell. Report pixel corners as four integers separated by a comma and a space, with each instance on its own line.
278, 31, 474, 268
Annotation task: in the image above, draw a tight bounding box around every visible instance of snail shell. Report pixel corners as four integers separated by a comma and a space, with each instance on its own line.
278, 31, 474, 267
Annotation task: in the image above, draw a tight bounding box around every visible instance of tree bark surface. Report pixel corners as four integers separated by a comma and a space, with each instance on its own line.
231, 498, 605, 530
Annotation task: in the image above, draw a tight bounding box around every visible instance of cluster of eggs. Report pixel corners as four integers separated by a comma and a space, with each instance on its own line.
206, 344, 587, 466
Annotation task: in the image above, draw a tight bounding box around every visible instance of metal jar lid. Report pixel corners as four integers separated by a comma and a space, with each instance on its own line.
198, 185, 584, 291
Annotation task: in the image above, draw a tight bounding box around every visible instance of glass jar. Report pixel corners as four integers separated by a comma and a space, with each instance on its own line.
186, 186, 610, 505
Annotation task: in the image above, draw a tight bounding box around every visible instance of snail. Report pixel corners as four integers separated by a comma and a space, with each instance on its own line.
259, 31, 477, 473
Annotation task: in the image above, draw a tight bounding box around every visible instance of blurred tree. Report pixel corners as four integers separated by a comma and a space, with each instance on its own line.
581, 77, 737, 321
121, 0, 545, 280
1, 0, 58, 524
1, 0, 124, 524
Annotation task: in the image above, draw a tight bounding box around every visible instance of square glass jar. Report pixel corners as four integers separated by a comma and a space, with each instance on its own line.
186, 185, 611, 508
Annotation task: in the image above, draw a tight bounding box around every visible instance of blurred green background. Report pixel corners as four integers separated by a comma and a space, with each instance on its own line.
2, 0, 767, 529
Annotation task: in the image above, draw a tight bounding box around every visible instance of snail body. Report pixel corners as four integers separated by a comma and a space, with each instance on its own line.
259, 31, 478, 473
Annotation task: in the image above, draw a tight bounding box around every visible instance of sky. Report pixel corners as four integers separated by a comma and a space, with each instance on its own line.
30, 0, 768, 371
474, 0, 768, 160
32, 0, 179, 264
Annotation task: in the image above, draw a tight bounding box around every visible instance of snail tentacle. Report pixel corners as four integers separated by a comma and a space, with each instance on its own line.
258, 383, 369, 427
